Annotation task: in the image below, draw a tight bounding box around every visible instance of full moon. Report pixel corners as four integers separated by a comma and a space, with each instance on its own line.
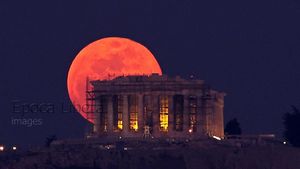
67, 37, 162, 123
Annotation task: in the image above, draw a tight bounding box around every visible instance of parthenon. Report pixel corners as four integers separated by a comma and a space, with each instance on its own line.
87, 74, 225, 139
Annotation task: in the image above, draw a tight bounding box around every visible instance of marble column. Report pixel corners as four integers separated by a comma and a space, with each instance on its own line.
183, 95, 190, 133
206, 98, 213, 136
168, 95, 174, 136
93, 96, 101, 134
138, 94, 144, 133
201, 96, 208, 136
107, 95, 113, 133
196, 94, 202, 135
122, 95, 129, 135
213, 93, 225, 138
202, 91, 213, 136
152, 95, 160, 137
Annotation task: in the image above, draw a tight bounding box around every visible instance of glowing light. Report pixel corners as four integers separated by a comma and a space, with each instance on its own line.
283, 141, 287, 145
12, 146, 17, 151
129, 112, 138, 131
159, 96, 168, 132
160, 113, 168, 131
212, 136, 221, 140
188, 129, 193, 133
129, 95, 138, 131
0, 146, 4, 151
117, 120, 123, 130
115, 95, 123, 130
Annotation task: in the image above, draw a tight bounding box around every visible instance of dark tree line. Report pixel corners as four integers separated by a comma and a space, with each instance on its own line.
224, 118, 242, 135
283, 106, 300, 147
224, 107, 300, 148
45, 135, 57, 147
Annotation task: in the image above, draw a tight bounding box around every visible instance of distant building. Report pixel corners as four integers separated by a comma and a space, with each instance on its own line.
87, 74, 225, 139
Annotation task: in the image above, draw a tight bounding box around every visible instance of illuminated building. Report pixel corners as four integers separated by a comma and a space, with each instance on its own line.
87, 74, 225, 139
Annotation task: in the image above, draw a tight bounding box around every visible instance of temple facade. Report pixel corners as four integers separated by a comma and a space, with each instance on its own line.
88, 74, 225, 139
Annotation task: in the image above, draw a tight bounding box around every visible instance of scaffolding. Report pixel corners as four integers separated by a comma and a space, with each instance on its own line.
86, 77, 96, 122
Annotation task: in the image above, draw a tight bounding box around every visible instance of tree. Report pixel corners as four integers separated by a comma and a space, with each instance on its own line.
224, 118, 242, 135
283, 106, 300, 147
45, 135, 57, 147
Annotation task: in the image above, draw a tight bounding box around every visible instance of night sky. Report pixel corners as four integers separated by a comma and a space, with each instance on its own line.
1, 1, 300, 146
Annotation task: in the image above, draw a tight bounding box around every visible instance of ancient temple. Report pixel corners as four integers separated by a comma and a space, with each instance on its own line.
87, 74, 225, 139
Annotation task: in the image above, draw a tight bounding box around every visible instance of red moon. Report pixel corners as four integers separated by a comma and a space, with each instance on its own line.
67, 37, 162, 123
